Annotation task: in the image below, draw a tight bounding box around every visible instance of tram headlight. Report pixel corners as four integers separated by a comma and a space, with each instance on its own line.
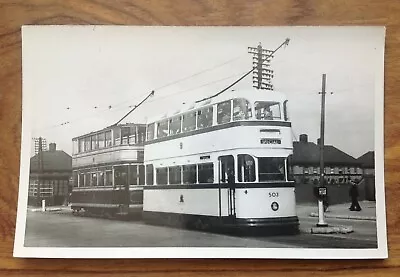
271, 202, 279, 211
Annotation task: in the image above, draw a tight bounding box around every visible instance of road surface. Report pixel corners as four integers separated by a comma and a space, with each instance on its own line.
24, 210, 377, 248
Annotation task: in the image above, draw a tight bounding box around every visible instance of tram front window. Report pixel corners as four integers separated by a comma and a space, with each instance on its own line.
233, 99, 252, 121
255, 101, 281, 120
258, 157, 285, 181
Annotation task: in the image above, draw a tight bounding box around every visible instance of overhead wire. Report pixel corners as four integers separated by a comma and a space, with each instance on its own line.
33, 54, 246, 133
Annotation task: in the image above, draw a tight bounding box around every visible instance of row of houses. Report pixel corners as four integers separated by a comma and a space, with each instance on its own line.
28, 135, 375, 206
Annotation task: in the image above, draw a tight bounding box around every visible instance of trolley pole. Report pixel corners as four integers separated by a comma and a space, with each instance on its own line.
317, 74, 328, 227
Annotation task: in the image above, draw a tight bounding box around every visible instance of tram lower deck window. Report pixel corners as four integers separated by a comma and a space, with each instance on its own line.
98, 172, 105, 186
114, 166, 128, 186
156, 167, 168, 185
169, 166, 182, 184
198, 163, 214, 183
183, 165, 197, 184
258, 157, 285, 181
238, 154, 256, 182
146, 164, 154, 185
105, 171, 113, 186
129, 165, 138, 185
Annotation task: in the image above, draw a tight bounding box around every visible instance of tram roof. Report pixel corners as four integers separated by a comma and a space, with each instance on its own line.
146, 88, 289, 124
72, 122, 145, 140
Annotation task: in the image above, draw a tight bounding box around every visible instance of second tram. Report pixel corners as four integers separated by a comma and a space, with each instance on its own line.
70, 123, 146, 218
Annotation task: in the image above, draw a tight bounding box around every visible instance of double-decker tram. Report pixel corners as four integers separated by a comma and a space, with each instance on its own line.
70, 123, 146, 218
142, 89, 299, 233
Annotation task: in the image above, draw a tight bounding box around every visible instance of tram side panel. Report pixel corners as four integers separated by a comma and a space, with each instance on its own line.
143, 187, 230, 217
235, 187, 296, 219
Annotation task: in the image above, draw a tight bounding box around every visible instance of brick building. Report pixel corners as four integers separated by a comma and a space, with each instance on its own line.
28, 143, 72, 206
357, 151, 375, 201
290, 134, 367, 204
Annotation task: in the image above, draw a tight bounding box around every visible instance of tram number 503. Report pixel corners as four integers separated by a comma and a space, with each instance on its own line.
269, 192, 279, 197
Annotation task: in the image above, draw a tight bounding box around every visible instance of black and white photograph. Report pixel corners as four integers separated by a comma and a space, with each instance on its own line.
14, 26, 387, 259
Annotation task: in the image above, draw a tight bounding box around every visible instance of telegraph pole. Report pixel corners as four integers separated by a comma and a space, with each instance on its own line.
247, 43, 274, 90
38, 137, 43, 206
317, 74, 328, 227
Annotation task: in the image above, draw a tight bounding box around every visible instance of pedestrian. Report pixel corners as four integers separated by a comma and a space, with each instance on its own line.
349, 180, 362, 211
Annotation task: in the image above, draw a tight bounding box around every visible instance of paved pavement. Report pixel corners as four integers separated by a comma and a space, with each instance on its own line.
296, 200, 376, 221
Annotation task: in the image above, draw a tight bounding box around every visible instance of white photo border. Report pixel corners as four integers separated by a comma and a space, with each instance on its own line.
13, 25, 387, 259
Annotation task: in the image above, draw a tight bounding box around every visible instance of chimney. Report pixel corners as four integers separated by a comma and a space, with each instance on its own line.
49, 143, 56, 152
299, 134, 308, 143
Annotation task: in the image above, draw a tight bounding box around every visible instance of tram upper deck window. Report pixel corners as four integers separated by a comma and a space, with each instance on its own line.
121, 127, 130, 145
91, 134, 98, 150
129, 126, 137, 145
217, 100, 232, 124
72, 139, 78, 154
233, 99, 252, 121
238, 154, 256, 182
147, 123, 155, 140
197, 107, 213, 129
169, 116, 182, 135
114, 128, 121, 145
157, 120, 168, 138
258, 157, 285, 181
137, 126, 146, 143
79, 139, 85, 153
98, 132, 105, 148
105, 131, 112, 147
182, 111, 196, 132
255, 101, 281, 120
84, 136, 91, 152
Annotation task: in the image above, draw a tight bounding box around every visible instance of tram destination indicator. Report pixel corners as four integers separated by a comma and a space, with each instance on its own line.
260, 138, 281, 145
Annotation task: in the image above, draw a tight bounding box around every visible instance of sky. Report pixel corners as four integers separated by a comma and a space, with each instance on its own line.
22, 26, 385, 158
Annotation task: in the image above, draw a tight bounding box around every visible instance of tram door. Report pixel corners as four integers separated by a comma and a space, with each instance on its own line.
219, 155, 236, 218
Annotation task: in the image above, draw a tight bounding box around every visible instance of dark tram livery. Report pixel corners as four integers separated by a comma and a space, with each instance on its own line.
70, 123, 146, 218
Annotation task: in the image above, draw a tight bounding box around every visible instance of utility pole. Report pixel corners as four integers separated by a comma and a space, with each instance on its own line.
317, 74, 328, 227
247, 43, 274, 90
37, 137, 45, 207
